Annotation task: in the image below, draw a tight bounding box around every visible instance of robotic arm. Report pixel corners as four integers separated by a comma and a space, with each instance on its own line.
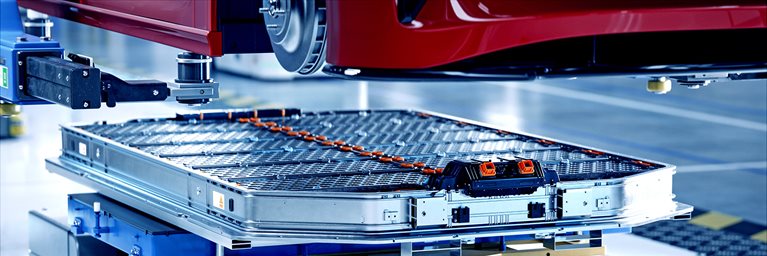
0, 0, 218, 109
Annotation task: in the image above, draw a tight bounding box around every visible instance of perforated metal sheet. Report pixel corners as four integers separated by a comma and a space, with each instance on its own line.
78, 110, 658, 192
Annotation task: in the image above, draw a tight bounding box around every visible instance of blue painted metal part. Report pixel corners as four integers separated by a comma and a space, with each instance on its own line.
69, 193, 407, 255
0, 0, 62, 104
69, 192, 633, 255
69, 194, 216, 256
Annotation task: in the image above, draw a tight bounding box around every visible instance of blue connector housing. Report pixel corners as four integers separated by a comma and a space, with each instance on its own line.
1, 0, 63, 104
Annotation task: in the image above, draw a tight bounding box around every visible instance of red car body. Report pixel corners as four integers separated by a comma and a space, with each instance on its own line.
18, 0, 767, 76
327, 0, 767, 69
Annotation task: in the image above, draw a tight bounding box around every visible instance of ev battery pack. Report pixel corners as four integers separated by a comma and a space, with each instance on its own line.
49, 109, 691, 248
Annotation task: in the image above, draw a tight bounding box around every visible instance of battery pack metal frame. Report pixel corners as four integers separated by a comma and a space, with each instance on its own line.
48, 109, 691, 249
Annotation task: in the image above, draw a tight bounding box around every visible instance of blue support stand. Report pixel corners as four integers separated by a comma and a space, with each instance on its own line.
69, 193, 635, 255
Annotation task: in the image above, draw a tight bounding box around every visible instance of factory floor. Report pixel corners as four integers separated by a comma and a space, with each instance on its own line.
1, 19, 766, 255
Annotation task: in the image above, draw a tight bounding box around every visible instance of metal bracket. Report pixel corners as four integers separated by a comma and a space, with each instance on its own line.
383, 209, 399, 222
410, 197, 448, 228
400, 240, 462, 256
542, 230, 602, 251
168, 81, 219, 105
596, 197, 611, 210
557, 188, 593, 219
70, 217, 83, 235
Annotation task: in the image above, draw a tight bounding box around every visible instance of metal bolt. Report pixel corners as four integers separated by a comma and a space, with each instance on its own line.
83, 101, 89, 108
130, 245, 141, 256
82, 70, 89, 77
18, 85, 23, 90
57, 94, 61, 100
199, 89, 205, 95
152, 90, 159, 96
65, 75, 70, 82
17, 61, 23, 66
72, 218, 81, 226
57, 73, 62, 79
266, 0, 283, 17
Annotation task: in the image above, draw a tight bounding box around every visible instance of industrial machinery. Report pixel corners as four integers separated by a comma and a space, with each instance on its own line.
2, 0, 766, 109
50, 109, 690, 254
1, 0, 765, 255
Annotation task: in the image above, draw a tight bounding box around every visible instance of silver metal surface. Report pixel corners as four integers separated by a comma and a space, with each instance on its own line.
261, 0, 327, 74
411, 197, 449, 227
558, 188, 593, 218
28, 211, 69, 256
168, 82, 220, 101
50, 109, 691, 249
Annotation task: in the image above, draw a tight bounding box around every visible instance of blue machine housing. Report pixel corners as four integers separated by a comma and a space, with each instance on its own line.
69, 193, 493, 256
0, 0, 63, 105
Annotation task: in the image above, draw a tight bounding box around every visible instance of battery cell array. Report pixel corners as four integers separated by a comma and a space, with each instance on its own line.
78, 110, 657, 192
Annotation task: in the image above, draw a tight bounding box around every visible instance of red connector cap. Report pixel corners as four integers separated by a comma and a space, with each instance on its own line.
518, 160, 535, 175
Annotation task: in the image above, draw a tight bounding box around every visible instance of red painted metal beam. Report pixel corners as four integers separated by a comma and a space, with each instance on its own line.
19, 0, 223, 56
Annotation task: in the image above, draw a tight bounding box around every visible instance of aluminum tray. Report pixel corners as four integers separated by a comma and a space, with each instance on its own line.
49, 109, 691, 249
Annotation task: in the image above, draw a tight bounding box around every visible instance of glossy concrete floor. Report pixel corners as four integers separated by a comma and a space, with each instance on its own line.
1, 19, 765, 255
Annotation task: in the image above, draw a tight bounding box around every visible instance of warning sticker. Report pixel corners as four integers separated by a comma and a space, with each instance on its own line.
1, 65, 8, 89
212, 191, 226, 210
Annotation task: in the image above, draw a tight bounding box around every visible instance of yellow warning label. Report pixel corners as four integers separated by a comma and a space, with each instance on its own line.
212, 191, 225, 210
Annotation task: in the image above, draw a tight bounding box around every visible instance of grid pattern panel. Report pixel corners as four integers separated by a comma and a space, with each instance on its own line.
76, 110, 659, 192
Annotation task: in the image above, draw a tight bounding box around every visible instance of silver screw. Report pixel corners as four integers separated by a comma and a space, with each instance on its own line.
17, 61, 23, 66
18, 85, 23, 90
57, 94, 62, 100
82, 70, 89, 77
130, 246, 141, 256
152, 90, 159, 96
199, 89, 205, 95
83, 101, 89, 108
57, 73, 62, 79
65, 75, 70, 82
